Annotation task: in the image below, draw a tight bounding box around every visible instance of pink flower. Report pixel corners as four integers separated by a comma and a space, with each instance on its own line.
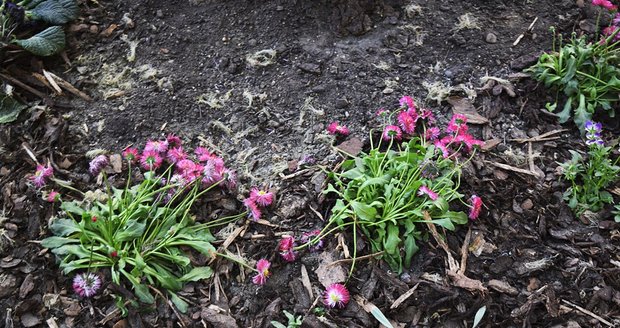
252, 259, 271, 285
244, 198, 262, 221
454, 133, 484, 151
327, 122, 350, 136
144, 139, 169, 154
382, 125, 402, 141
279, 236, 296, 262
592, 0, 618, 10
419, 108, 435, 122
399, 95, 415, 111
167, 147, 186, 164
166, 134, 182, 148
73, 272, 101, 298
376, 108, 388, 117
202, 159, 223, 185
250, 188, 274, 207
447, 114, 468, 135
300, 230, 323, 252
222, 169, 237, 190
425, 127, 441, 141
30, 164, 53, 188
397, 111, 416, 135
469, 195, 483, 220
418, 186, 438, 201
122, 147, 139, 163
195, 147, 216, 162
176, 159, 197, 175
140, 150, 163, 170
324, 283, 350, 308
433, 139, 451, 158
89, 155, 109, 176
46, 190, 60, 203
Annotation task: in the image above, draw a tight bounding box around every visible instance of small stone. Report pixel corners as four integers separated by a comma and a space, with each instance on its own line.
335, 98, 348, 109
486, 32, 497, 44
382, 87, 394, 94
276, 5, 284, 11
521, 199, 533, 210
89, 25, 99, 34
21, 313, 41, 327
156, 9, 163, 18
248, 39, 257, 47
298, 63, 321, 75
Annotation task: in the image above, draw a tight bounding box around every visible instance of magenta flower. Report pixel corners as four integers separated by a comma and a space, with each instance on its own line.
279, 236, 297, 262
195, 147, 216, 162
447, 114, 468, 135
419, 108, 435, 122
89, 155, 109, 176
300, 230, 324, 252
327, 122, 350, 136
592, 0, 618, 11
425, 127, 441, 141
399, 95, 415, 111
244, 198, 262, 221
418, 185, 438, 201
222, 169, 237, 190
252, 259, 271, 285
454, 133, 484, 151
382, 125, 403, 141
30, 164, 54, 188
122, 147, 139, 163
166, 134, 182, 148
140, 150, 163, 170
167, 147, 187, 164
397, 111, 416, 135
176, 159, 197, 175
433, 139, 450, 158
72, 272, 102, 298
46, 190, 60, 203
323, 283, 350, 308
144, 139, 169, 154
469, 195, 483, 220
250, 188, 274, 207
376, 108, 388, 117
202, 159, 223, 185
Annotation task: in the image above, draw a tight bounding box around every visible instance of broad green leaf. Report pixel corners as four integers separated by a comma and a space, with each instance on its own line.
51, 244, 90, 258
133, 282, 155, 304
439, 211, 468, 226
403, 235, 418, 268
472, 306, 486, 328
114, 219, 146, 242
359, 175, 390, 191
383, 223, 401, 255
14, 26, 66, 56
557, 98, 572, 124
341, 168, 363, 180
149, 264, 183, 291
351, 201, 377, 221
30, 0, 79, 25
49, 218, 81, 236
433, 197, 449, 213
573, 94, 590, 131
370, 307, 395, 328
0, 94, 28, 123
169, 292, 188, 313
179, 266, 213, 282
174, 240, 215, 257
60, 201, 85, 216
41, 236, 77, 249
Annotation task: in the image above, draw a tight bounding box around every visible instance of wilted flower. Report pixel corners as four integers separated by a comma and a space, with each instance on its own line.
382, 125, 402, 141
323, 283, 350, 308
250, 188, 274, 207
419, 108, 435, 122
72, 272, 101, 298
166, 134, 182, 148
122, 147, 139, 163
327, 122, 350, 136
454, 133, 485, 151
195, 147, 216, 162
300, 230, 324, 252
30, 164, 53, 188
417, 185, 438, 201
140, 150, 163, 170
279, 236, 297, 262
244, 198, 262, 221
89, 155, 109, 176
46, 190, 60, 203
397, 111, 416, 135
399, 95, 415, 111
469, 195, 483, 220
434, 139, 451, 158
252, 259, 271, 285
144, 139, 169, 154
202, 159, 223, 185
167, 147, 187, 164
222, 169, 237, 190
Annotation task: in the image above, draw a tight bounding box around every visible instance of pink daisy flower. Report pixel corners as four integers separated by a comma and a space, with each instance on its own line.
202, 159, 223, 185
72, 272, 102, 298
279, 236, 297, 262
244, 198, 262, 221
327, 122, 350, 136
250, 188, 274, 207
167, 147, 187, 164
447, 114, 468, 135
418, 185, 438, 201
397, 111, 416, 135
222, 169, 237, 190
140, 150, 163, 171
419, 108, 435, 122
46, 190, 60, 203
376, 108, 388, 117
144, 139, 169, 154
122, 147, 139, 163
30, 164, 54, 188
166, 134, 182, 148
469, 195, 483, 220
399, 95, 415, 111
425, 127, 441, 141
434, 139, 451, 158
382, 125, 402, 141
324, 283, 350, 308
454, 133, 484, 151
195, 147, 216, 162
252, 259, 271, 285
89, 155, 109, 176
593, 0, 618, 10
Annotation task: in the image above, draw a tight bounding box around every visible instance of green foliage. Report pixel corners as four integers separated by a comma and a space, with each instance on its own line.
27, 0, 79, 25
42, 171, 223, 312
14, 26, 65, 56
560, 145, 620, 217
325, 137, 470, 273
527, 31, 620, 131
0, 92, 27, 123
271, 310, 303, 328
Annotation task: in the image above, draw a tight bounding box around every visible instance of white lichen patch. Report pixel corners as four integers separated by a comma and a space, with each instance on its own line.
196, 89, 233, 109
246, 49, 277, 67
455, 13, 481, 30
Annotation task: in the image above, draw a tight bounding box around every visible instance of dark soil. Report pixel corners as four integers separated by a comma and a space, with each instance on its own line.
2, 0, 620, 327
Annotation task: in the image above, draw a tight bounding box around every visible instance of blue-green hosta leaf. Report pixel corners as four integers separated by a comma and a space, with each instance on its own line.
30, 0, 78, 25
14, 26, 66, 56
49, 218, 81, 236
179, 266, 213, 282
0, 94, 28, 123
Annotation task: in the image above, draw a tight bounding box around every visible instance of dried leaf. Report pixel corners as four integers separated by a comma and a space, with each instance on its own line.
315, 251, 347, 288
447, 96, 489, 124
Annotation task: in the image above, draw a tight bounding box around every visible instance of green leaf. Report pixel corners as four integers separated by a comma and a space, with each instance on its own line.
270, 322, 287, 328
0, 94, 28, 123
359, 175, 390, 191
49, 218, 81, 236
173, 240, 215, 257
370, 307, 395, 328
179, 266, 213, 282
114, 219, 146, 242
403, 235, 418, 268
14, 26, 66, 56
430, 218, 456, 230
472, 306, 486, 328
60, 201, 85, 216
433, 197, 449, 213
383, 223, 401, 255
341, 168, 363, 180
351, 201, 377, 221
440, 211, 468, 226
557, 98, 572, 124
169, 292, 188, 313
573, 94, 591, 131
133, 282, 155, 304
41, 236, 77, 249
30, 0, 79, 25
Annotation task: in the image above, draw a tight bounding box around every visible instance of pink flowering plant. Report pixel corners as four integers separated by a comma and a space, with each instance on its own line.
41, 136, 249, 314
322, 96, 483, 273
527, 1, 620, 130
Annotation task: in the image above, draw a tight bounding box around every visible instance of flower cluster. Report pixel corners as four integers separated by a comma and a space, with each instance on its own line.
585, 120, 604, 146
72, 272, 102, 298
29, 164, 53, 188
243, 188, 274, 221
593, 0, 618, 11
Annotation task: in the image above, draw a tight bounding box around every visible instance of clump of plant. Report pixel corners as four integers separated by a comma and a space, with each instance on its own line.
559, 121, 620, 217
39, 135, 257, 313
271, 310, 303, 328
526, 1, 620, 130
320, 96, 484, 273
